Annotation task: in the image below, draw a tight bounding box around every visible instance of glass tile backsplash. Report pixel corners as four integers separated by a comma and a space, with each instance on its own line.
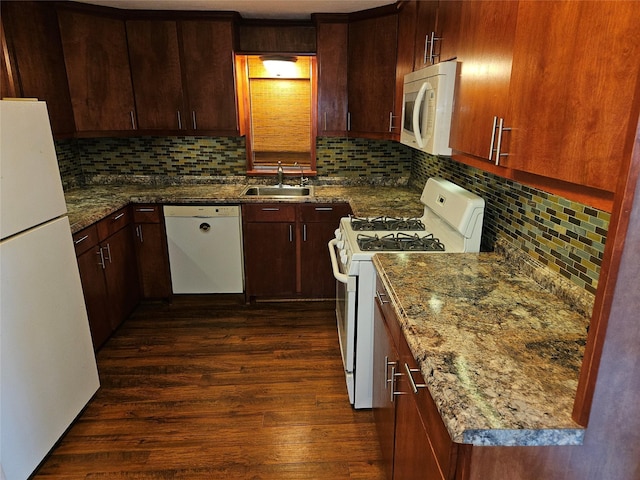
54, 135, 607, 295
411, 151, 609, 295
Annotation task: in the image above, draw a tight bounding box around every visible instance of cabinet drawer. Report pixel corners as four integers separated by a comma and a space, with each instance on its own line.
97, 207, 131, 240
72, 224, 99, 256
132, 204, 162, 223
299, 203, 352, 222
242, 204, 296, 222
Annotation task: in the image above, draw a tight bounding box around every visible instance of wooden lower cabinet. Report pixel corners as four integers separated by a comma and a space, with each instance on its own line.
73, 207, 140, 350
373, 272, 458, 480
132, 204, 171, 299
243, 202, 351, 299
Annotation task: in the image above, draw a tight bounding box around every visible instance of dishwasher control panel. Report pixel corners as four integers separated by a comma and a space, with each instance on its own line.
163, 205, 240, 218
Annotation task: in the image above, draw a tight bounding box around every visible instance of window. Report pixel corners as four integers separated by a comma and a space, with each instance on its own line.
237, 55, 317, 175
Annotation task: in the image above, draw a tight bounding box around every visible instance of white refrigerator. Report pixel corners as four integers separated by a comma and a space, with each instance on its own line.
0, 100, 100, 480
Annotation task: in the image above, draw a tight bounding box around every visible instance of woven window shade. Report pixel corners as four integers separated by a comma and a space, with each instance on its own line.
250, 78, 311, 156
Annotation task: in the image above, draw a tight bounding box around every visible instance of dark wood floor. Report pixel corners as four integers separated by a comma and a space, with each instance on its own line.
34, 296, 385, 479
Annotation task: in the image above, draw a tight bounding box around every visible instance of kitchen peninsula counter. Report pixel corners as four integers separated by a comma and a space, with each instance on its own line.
373, 248, 591, 447
64, 183, 424, 233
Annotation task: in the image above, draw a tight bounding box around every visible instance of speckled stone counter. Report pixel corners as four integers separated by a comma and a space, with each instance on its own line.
64, 184, 424, 233
373, 252, 590, 447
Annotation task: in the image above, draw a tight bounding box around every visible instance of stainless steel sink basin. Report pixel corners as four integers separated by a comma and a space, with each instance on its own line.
242, 185, 314, 197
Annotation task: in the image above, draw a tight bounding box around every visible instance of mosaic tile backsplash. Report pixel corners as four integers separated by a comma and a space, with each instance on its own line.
54, 134, 607, 295
411, 151, 609, 295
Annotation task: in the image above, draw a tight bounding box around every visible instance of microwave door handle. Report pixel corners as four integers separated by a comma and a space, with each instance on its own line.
413, 82, 429, 148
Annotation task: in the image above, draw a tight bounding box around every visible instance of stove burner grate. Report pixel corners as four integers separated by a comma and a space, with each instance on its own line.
357, 232, 445, 252
350, 215, 426, 232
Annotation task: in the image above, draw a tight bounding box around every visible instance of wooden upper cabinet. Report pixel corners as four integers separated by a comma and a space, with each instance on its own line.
126, 20, 185, 131
434, 1, 462, 63
348, 12, 399, 139
179, 19, 238, 134
448, 0, 519, 161
505, 1, 640, 193
315, 16, 349, 136
58, 7, 136, 133
1, 1, 75, 136
413, 1, 438, 70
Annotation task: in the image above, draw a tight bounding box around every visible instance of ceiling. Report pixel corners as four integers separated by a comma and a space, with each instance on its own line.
76, 0, 396, 19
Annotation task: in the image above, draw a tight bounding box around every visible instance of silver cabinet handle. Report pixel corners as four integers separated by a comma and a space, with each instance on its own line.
489, 116, 498, 162
136, 225, 144, 243
130, 111, 137, 130
97, 248, 106, 269
74, 235, 89, 245
427, 32, 441, 64
404, 363, 427, 394
262, 208, 280, 211
376, 290, 389, 305
289, 224, 294, 242
315, 207, 333, 211
303, 224, 307, 242
192, 110, 197, 130
495, 117, 511, 165
103, 243, 112, 264
177, 110, 182, 129
347, 112, 351, 131
324, 111, 327, 131
423, 34, 430, 65
388, 111, 397, 132
112, 213, 125, 221
136, 207, 155, 213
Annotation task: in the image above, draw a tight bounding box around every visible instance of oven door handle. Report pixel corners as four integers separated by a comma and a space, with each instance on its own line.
328, 239, 350, 284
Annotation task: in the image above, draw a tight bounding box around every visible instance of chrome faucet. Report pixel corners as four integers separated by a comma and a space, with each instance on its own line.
294, 162, 308, 187
276, 161, 284, 187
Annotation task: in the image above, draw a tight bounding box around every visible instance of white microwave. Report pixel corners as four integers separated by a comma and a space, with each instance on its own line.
400, 60, 458, 155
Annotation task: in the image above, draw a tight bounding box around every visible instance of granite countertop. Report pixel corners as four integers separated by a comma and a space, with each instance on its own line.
64, 184, 424, 233
373, 251, 590, 447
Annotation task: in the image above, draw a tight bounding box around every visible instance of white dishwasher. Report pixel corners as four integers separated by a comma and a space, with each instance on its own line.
164, 205, 244, 294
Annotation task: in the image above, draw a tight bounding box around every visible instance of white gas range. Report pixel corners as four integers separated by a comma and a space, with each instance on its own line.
328, 177, 485, 408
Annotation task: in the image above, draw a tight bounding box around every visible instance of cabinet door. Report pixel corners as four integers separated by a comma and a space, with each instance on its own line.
134, 222, 171, 299
373, 296, 398, 480
76, 244, 112, 350
348, 13, 399, 138
505, 1, 640, 192
180, 19, 238, 134
1, 1, 75, 136
243, 222, 297, 297
102, 225, 140, 330
413, 1, 438, 69
299, 203, 351, 298
126, 19, 185, 130
57, 8, 136, 133
448, 1, 518, 160
316, 19, 349, 136
435, 1, 462, 63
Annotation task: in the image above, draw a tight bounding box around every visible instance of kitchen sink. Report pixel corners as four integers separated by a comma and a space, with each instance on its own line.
242, 185, 314, 197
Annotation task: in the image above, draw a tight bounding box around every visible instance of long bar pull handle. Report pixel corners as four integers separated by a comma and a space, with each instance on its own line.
347, 112, 351, 131
428, 32, 441, 64
303, 224, 307, 242
136, 225, 144, 243
289, 224, 293, 242
376, 290, 389, 305
97, 248, 106, 269
423, 34, 430, 65
74, 235, 89, 245
136, 208, 155, 212
130, 111, 137, 130
177, 111, 182, 130
113, 213, 125, 221
495, 117, 511, 165
391, 365, 405, 401
389, 111, 395, 132
261, 208, 280, 211
324, 111, 327, 131
103, 243, 112, 264
192, 111, 197, 130
404, 363, 427, 394
315, 207, 333, 211
488, 116, 498, 162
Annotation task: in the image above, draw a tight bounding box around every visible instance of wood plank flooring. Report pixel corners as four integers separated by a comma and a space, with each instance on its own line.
33, 297, 385, 479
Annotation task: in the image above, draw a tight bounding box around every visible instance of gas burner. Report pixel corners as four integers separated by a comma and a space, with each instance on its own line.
357, 233, 445, 252
350, 215, 426, 231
